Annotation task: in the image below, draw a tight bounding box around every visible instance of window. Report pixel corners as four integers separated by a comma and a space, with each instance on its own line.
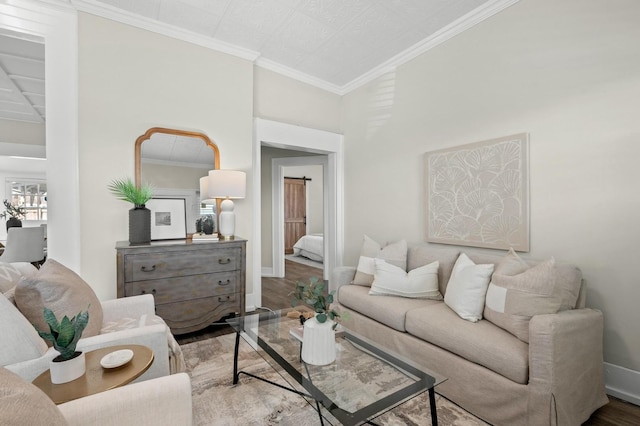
7, 179, 47, 221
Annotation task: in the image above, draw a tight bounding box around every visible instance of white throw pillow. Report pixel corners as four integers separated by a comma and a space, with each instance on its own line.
352, 235, 407, 286
369, 259, 442, 299
444, 253, 494, 322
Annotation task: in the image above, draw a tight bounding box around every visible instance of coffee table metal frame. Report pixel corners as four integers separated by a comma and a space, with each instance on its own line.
228, 310, 443, 426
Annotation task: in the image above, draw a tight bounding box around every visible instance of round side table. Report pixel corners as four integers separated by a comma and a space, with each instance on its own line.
33, 344, 154, 404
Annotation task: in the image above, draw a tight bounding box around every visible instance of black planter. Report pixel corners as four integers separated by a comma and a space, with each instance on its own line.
6, 217, 22, 231
129, 206, 151, 245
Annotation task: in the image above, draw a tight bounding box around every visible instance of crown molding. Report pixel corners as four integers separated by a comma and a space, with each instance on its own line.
254, 57, 343, 95
70, 0, 260, 62
68, 0, 519, 96
340, 0, 521, 94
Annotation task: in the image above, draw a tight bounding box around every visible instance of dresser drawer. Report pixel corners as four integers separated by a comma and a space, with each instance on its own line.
125, 248, 241, 282
126, 272, 238, 304
156, 294, 240, 334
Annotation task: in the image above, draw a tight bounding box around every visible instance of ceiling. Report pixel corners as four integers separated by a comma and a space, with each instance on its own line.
0, 29, 45, 124
0, 0, 517, 124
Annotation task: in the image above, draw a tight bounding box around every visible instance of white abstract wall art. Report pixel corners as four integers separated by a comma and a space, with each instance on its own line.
425, 134, 529, 252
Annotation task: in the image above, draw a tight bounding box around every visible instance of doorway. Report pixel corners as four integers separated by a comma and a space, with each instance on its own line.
251, 118, 344, 311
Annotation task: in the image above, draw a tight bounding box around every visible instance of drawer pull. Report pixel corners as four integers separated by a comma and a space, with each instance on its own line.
218, 279, 231, 286
218, 296, 231, 302
218, 258, 231, 265
141, 265, 157, 272
141, 289, 157, 295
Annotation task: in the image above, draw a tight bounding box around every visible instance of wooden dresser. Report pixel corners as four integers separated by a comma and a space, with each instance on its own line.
116, 238, 246, 335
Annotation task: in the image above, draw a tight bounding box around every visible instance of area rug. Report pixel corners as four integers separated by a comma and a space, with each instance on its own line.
182, 333, 489, 425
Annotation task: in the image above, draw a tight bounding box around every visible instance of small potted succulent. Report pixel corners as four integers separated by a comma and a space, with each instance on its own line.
0, 199, 26, 230
108, 177, 153, 245
36, 306, 90, 384
289, 277, 341, 365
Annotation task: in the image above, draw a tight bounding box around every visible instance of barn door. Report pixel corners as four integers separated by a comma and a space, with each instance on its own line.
284, 178, 306, 255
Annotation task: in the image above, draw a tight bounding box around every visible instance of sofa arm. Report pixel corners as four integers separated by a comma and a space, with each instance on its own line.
58, 372, 192, 426
101, 294, 156, 323
331, 266, 356, 293
529, 309, 609, 424
78, 324, 170, 381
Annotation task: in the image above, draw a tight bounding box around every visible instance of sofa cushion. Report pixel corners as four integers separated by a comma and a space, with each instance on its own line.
484, 257, 565, 342
0, 292, 48, 366
15, 259, 104, 340
369, 259, 442, 299
405, 303, 529, 384
352, 235, 407, 286
0, 367, 68, 425
338, 284, 440, 331
444, 253, 494, 322
407, 246, 459, 296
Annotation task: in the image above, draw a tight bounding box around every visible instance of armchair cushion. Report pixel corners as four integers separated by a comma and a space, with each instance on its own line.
0, 262, 23, 293
0, 367, 67, 426
15, 259, 104, 339
0, 293, 47, 366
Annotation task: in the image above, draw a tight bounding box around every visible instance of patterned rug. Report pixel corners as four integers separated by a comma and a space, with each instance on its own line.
182, 333, 489, 425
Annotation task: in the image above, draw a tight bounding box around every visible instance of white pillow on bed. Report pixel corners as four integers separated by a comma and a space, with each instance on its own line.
369, 259, 442, 299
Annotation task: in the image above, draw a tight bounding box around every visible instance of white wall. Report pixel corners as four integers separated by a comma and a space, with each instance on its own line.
78, 13, 254, 299
253, 67, 342, 134
342, 0, 640, 375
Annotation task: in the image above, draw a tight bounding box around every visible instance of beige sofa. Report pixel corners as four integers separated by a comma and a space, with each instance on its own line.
333, 245, 608, 425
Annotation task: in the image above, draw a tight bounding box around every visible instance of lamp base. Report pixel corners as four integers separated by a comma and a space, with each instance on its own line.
218, 199, 236, 240
219, 234, 235, 241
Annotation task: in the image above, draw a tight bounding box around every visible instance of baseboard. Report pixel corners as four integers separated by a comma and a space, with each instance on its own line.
261, 267, 274, 277
605, 362, 640, 405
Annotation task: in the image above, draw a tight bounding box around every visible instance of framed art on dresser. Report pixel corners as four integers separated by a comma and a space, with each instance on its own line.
146, 198, 186, 240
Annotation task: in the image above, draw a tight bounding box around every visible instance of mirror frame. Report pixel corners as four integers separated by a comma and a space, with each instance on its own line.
134, 127, 221, 187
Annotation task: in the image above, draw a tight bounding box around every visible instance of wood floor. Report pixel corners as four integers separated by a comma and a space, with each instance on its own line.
175, 260, 639, 425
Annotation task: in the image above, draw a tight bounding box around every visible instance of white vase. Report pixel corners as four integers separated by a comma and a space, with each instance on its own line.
301, 315, 336, 366
50, 351, 86, 384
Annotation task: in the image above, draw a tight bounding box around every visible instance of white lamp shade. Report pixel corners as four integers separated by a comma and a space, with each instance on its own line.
199, 176, 216, 204
208, 170, 246, 199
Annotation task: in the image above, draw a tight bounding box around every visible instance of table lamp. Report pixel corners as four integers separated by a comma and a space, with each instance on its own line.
199, 176, 216, 205
208, 170, 246, 240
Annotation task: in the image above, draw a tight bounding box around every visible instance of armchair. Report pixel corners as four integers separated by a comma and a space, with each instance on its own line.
0, 261, 184, 382
1, 367, 193, 426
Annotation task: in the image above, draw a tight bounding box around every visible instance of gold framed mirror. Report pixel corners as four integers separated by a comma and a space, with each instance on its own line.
134, 127, 220, 235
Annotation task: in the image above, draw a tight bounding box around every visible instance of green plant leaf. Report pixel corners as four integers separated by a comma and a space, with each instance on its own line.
316, 313, 327, 323
108, 177, 153, 206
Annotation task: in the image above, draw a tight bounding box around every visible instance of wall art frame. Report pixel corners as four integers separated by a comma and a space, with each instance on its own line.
146, 198, 187, 241
424, 133, 529, 251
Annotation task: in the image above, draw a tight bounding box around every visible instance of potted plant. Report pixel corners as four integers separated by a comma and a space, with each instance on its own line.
289, 277, 341, 365
35, 306, 90, 384
0, 199, 26, 230
108, 177, 153, 245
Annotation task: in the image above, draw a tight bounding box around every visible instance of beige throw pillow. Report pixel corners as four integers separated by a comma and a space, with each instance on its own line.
15, 259, 103, 340
369, 259, 442, 299
443, 253, 494, 322
352, 235, 407, 286
484, 257, 559, 343
0, 367, 67, 426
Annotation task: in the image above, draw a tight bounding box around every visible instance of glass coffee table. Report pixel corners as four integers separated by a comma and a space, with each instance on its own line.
227, 310, 446, 425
